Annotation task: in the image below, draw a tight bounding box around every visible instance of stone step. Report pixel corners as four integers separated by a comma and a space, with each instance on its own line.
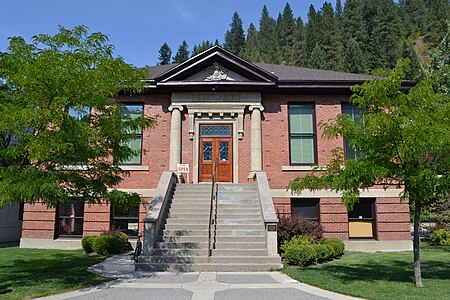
217, 213, 261, 218
146, 248, 208, 256
214, 242, 267, 249
216, 218, 262, 225
168, 213, 210, 219
164, 224, 209, 230
212, 249, 269, 256
216, 230, 265, 237
165, 219, 210, 225
216, 224, 265, 230
157, 235, 209, 243
161, 229, 208, 237
138, 255, 281, 264
135, 262, 282, 272
215, 236, 266, 243
155, 242, 209, 249
169, 208, 212, 214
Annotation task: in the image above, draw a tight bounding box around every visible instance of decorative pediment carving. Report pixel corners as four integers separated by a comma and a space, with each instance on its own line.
205, 63, 228, 81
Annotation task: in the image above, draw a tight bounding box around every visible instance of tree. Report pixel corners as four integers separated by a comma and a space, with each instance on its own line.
0, 26, 156, 209
173, 40, 189, 63
223, 12, 245, 56
277, 3, 296, 65
307, 43, 330, 70
242, 23, 260, 62
191, 40, 213, 57
157, 42, 172, 65
344, 37, 366, 73
426, 0, 450, 46
289, 60, 450, 287
290, 17, 306, 66
257, 5, 279, 63
430, 22, 450, 95
304, 4, 319, 59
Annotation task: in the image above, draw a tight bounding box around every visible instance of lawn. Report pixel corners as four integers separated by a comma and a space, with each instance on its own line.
283, 245, 450, 300
0, 247, 111, 300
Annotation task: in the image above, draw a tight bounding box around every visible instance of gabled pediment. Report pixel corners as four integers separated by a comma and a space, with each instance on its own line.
154, 46, 278, 84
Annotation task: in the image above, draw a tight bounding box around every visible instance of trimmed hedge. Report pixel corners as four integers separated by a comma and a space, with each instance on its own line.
281, 236, 345, 267
430, 229, 450, 246
278, 217, 323, 253
81, 229, 130, 255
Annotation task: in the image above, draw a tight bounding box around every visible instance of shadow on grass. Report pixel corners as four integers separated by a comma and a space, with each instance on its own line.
0, 250, 111, 299
288, 248, 450, 285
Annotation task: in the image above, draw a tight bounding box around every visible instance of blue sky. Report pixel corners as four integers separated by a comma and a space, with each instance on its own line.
0, 0, 337, 67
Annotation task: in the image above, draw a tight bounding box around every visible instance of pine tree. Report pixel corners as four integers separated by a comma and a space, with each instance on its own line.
307, 43, 330, 70
316, 2, 344, 70
399, 0, 427, 37
277, 3, 296, 65
191, 40, 213, 57
369, 0, 403, 70
342, 0, 368, 55
258, 5, 280, 63
336, 0, 344, 19
344, 37, 366, 73
157, 42, 172, 65
291, 17, 306, 66
427, 0, 450, 46
305, 4, 319, 58
242, 23, 260, 62
173, 40, 189, 63
223, 12, 245, 56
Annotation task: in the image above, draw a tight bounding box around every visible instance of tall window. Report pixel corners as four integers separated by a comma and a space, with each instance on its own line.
57, 200, 84, 237
120, 104, 144, 165
291, 199, 320, 221
111, 206, 139, 237
348, 198, 376, 239
342, 103, 362, 160
289, 103, 316, 164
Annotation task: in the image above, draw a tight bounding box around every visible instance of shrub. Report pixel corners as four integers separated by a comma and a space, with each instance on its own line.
278, 217, 323, 252
89, 228, 130, 255
282, 243, 317, 266
81, 236, 95, 253
313, 244, 333, 262
320, 238, 345, 257
430, 229, 450, 246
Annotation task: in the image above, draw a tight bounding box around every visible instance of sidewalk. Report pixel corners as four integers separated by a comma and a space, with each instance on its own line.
37, 253, 364, 300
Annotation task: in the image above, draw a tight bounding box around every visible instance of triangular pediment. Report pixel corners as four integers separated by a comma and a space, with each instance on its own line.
153, 46, 278, 84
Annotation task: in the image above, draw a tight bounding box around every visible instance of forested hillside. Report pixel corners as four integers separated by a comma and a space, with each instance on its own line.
158, 0, 450, 78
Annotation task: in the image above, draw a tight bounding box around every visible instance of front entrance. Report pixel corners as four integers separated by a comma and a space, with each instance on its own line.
199, 125, 233, 182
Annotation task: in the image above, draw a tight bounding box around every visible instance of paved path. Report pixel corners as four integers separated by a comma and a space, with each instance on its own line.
37, 254, 363, 300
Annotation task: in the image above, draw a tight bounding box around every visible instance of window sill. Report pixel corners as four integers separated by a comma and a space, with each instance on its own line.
118, 165, 149, 171
281, 165, 324, 171
60, 165, 149, 171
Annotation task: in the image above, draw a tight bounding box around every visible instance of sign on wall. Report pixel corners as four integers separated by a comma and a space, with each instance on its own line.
177, 163, 190, 183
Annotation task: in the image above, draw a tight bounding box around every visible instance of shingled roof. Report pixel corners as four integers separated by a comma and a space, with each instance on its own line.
145, 62, 375, 82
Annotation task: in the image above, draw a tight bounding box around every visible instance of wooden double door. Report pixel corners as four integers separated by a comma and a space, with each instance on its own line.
199, 125, 233, 182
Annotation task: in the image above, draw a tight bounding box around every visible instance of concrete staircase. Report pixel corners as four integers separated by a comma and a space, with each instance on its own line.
136, 183, 282, 272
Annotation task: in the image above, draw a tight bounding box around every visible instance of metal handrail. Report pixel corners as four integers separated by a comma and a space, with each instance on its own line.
208, 160, 218, 259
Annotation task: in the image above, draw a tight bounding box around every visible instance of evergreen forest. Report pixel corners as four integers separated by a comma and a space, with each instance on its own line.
157, 0, 450, 78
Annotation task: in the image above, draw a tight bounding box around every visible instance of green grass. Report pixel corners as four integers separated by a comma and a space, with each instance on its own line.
0, 247, 112, 300
283, 245, 450, 300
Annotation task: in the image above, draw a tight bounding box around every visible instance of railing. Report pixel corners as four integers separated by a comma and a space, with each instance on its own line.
208, 160, 218, 259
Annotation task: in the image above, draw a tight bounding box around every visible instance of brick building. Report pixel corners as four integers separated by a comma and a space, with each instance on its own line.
20, 46, 412, 252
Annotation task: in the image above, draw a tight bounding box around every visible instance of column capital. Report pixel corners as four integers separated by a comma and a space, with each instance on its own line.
168, 105, 184, 112
249, 105, 264, 112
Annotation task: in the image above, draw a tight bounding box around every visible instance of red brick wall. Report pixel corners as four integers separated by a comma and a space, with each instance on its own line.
261, 94, 346, 189
22, 203, 56, 239
375, 198, 411, 240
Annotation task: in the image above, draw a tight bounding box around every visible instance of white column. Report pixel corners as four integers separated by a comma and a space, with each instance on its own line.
249, 105, 264, 173
168, 105, 183, 171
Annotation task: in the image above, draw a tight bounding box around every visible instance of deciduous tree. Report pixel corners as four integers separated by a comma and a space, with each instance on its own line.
289, 60, 450, 287
0, 26, 156, 209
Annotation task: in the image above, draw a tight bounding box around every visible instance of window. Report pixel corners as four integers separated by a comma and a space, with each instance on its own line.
111, 206, 139, 237
289, 104, 316, 164
120, 104, 144, 165
348, 198, 376, 239
57, 200, 84, 237
342, 103, 362, 160
291, 199, 319, 221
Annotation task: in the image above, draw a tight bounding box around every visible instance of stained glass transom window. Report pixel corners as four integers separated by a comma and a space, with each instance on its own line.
203, 142, 212, 161
201, 126, 231, 137
220, 141, 229, 161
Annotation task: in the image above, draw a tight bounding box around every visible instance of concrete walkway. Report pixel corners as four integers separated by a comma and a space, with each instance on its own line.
37, 253, 364, 300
